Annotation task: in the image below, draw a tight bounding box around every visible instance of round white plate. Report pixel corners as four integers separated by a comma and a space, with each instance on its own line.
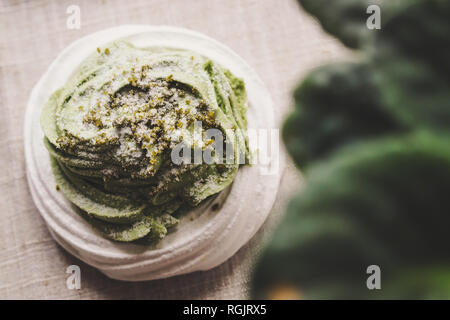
24, 25, 282, 281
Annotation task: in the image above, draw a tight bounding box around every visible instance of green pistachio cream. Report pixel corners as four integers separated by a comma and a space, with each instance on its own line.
41, 41, 248, 244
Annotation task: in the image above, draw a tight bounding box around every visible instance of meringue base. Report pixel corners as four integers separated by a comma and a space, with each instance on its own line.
24, 25, 282, 281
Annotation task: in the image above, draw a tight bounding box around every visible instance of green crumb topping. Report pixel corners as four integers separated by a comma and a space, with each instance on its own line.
40, 41, 248, 244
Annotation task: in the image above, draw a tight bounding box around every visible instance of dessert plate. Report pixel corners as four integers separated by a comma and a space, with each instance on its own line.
24, 25, 282, 281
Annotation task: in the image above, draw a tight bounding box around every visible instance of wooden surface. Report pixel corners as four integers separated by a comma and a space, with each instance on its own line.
0, 0, 346, 299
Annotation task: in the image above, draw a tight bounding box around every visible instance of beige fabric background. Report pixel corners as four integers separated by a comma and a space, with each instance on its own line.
0, 0, 346, 299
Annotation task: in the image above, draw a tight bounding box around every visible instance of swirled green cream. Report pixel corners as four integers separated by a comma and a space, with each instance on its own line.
41, 41, 248, 243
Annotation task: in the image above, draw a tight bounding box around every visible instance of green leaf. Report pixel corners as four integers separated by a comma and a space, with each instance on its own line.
251, 133, 450, 299
253, 0, 450, 300
283, 63, 405, 169
372, 54, 450, 131
376, 0, 450, 78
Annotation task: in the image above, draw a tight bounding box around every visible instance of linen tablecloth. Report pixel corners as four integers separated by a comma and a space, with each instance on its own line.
0, 0, 346, 299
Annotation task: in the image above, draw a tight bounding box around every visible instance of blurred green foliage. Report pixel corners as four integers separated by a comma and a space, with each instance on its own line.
251, 0, 450, 299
